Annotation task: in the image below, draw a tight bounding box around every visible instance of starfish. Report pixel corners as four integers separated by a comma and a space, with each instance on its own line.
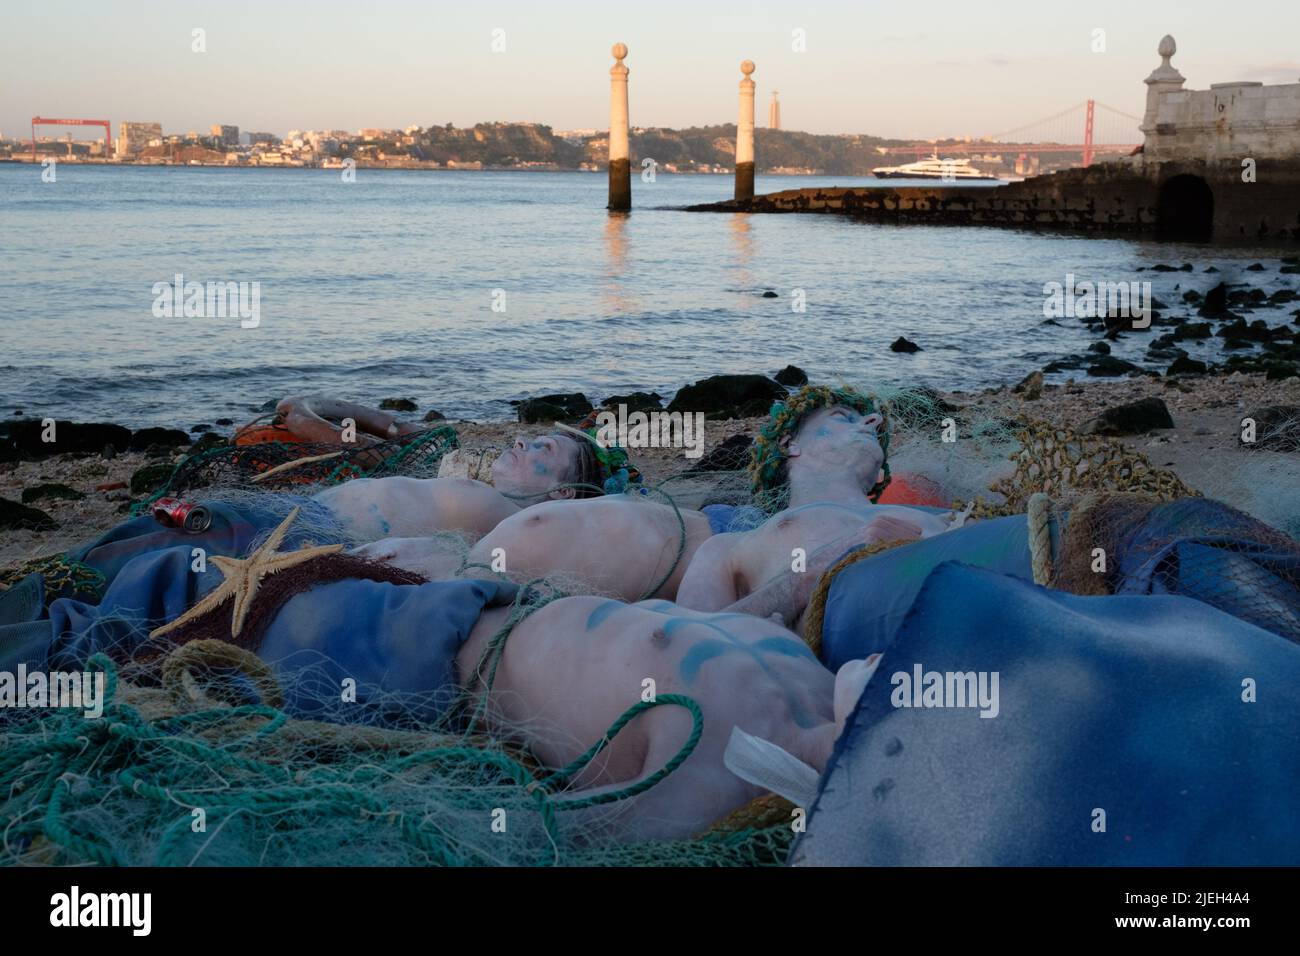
150, 506, 343, 640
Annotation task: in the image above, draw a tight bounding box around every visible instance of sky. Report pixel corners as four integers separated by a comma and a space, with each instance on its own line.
3, 0, 1298, 142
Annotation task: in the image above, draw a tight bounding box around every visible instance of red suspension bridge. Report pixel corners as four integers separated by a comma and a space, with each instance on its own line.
879, 100, 1142, 168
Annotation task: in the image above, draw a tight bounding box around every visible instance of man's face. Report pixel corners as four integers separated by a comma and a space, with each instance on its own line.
787, 404, 885, 487
491, 432, 582, 499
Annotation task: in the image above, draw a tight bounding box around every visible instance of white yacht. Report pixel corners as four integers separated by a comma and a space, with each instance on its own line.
872, 155, 999, 181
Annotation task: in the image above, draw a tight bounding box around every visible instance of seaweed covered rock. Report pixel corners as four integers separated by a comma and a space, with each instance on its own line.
0, 420, 132, 461
1167, 356, 1208, 376
129, 427, 190, 451
20, 482, 86, 505
513, 393, 593, 424
1082, 397, 1174, 436
130, 461, 176, 495
0, 497, 56, 531
1085, 356, 1139, 377
667, 375, 785, 420
774, 365, 808, 386
600, 391, 664, 414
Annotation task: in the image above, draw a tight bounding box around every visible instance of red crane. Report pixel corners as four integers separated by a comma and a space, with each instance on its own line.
30, 117, 113, 160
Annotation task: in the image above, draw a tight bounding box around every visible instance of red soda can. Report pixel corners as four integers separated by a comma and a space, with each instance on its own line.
152, 497, 213, 533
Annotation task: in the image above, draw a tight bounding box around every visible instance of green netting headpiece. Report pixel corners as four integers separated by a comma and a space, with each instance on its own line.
748, 384, 892, 502
557, 417, 643, 495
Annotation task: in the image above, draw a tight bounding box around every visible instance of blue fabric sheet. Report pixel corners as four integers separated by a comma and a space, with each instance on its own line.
66, 496, 342, 594
37, 544, 513, 726
794, 563, 1300, 866
820, 514, 1032, 670
1111, 498, 1300, 644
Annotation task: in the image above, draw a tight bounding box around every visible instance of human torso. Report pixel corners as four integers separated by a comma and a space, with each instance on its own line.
468, 495, 715, 602
461, 596, 835, 838
316, 476, 519, 542
736, 500, 951, 598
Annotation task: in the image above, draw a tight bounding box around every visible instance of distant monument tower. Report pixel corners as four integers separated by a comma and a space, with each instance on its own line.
608, 42, 631, 211
768, 90, 781, 130
735, 60, 756, 202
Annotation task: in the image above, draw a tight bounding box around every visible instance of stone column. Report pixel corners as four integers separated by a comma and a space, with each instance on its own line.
1141, 35, 1185, 149
608, 43, 631, 211
735, 59, 756, 202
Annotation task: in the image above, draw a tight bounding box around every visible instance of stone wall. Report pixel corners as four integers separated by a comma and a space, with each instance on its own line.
686, 158, 1300, 242
1148, 82, 1300, 163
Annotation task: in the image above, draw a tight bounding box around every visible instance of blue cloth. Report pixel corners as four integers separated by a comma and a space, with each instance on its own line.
41, 544, 514, 726
1110, 498, 1300, 644
700, 504, 767, 535
820, 514, 1031, 670
794, 563, 1300, 866
0, 573, 53, 673
66, 496, 342, 594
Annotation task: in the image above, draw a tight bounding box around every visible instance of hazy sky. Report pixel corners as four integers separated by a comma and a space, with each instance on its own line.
4, 0, 1298, 141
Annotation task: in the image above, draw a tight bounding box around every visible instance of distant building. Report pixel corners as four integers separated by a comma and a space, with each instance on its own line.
210, 124, 239, 146
768, 91, 781, 130
246, 132, 280, 145
116, 121, 162, 158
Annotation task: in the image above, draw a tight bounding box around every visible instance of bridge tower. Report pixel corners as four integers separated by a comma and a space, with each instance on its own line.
1082, 99, 1095, 167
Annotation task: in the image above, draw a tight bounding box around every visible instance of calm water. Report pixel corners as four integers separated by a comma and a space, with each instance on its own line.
0, 163, 1292, 428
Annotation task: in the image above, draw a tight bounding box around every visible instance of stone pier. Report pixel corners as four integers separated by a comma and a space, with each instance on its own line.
735, 60, 756, 202
690, 36, 1300, 242
608, 43, 631, 212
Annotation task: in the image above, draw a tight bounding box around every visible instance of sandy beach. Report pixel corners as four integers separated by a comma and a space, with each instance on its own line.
5, 369, 1297, 571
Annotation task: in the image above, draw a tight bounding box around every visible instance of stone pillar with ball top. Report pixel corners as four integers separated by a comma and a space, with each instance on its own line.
735, 59, 756, 202
1141, 35, 1186, 155
608, 43, 631, 211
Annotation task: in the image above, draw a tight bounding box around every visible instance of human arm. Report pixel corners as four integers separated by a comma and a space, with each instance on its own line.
723, 515, 925, 627
276, 395, 411, 445
674, 532, 744, 612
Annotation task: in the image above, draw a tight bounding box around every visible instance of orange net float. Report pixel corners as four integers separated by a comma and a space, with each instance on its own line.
233, 421, 310, 447
877, 473, 950, 508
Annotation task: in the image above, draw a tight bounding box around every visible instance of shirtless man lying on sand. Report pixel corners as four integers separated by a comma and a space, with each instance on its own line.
274, 395, 608, 541
677, 385, 965, 629
360, 385, 964, 606
457, 592, 878, 841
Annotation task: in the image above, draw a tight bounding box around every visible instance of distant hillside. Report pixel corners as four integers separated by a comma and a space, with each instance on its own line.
349, 122, 914, 173
630, 125, 910, 174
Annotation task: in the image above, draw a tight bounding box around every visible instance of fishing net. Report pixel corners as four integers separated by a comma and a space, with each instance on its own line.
3, 385, 1296, 867
131, 425, 460, 514
0, 646, 793, 867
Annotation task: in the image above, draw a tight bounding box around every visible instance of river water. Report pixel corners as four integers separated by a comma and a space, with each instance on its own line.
1, 163, 1292, 427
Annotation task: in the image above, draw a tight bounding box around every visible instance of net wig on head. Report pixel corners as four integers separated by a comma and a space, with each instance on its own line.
748, 384, 892, 503
563, 434, 608, 499
556, 416, 643, 496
